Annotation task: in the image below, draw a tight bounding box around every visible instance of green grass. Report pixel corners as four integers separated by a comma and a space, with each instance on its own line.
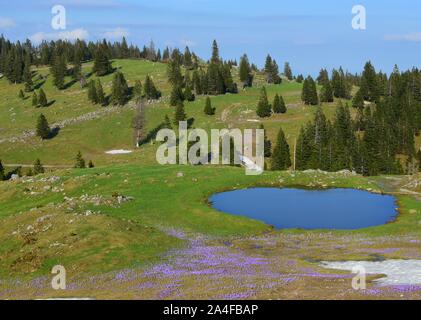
1, 163, 420, 279
0, 59, 354, 168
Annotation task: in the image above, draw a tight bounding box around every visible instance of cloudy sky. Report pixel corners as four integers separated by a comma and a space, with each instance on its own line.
0, 0, 421, 75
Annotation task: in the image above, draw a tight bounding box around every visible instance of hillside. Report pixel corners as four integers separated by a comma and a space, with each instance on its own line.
0, 59, 352, 169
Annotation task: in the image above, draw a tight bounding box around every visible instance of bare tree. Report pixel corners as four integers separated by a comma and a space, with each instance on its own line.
132, 100, 147, 147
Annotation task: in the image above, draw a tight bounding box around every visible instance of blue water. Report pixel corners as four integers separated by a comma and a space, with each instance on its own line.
209, 188, 398, 230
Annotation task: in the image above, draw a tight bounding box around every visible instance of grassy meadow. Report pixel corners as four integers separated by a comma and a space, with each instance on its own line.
1, 58, 421, 299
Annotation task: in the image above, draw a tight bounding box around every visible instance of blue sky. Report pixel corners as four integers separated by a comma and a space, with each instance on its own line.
1, 0, 421, 76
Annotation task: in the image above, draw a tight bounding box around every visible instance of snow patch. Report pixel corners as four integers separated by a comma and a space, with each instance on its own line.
321, 259, 421, 286
105, 149, 133, 155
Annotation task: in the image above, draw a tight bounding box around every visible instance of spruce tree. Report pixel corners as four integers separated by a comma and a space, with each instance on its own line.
92, 45, 112, 76
133, 80, 142, 101
184, 86, 195, 102
256, 86, 271, 117
302, 76, 318, 105
51, 53, 66, 89
88, 80, 98, 104
170, 84, 185, 106
320, 80, 334, 103
74, 151, 86, 168
96, 79, 106, 105
33, 158, 44, 175
239, 54, 253, 88
183, 46, 193, 69
211, 40, 220, 64
23, 58, 33, 92
110, 71, 129, 105
18, 89, 25, 99
259, 124, 272, 157
144, 75, 161, 100
88, 160, 95, 168
352, 89, 364, 109
284, 62, 293, 80
174, 101, 187, 125
38, 89, 47, 107
271, 127, 291, 170
36, 113, 50, 139
273, 94, 286, 113
204, 97, 215, 115
32, 92, 38, 107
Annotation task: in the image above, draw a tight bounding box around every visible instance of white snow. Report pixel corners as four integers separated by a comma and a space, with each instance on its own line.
105, 149, 133, 155
321, 260, 421, 286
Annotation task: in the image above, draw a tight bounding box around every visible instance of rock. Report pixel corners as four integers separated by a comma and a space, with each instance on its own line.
43, 185, 51, 191
10, 174, 20, 181
177, 172, 184, 178
409, 209, 417, 214
36, 215, 51, 223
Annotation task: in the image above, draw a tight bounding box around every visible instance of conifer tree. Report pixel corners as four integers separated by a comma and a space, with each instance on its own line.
273, 94, 286, 113
167, 60, 183, 86
211, 40, 220, 64
317, 68, 329, 85
204, 96, 215, 115
33, 158, 44, 175
88, 80, 98, 104
170, 84, 185, 106
51, 53, 66, 89
133, 80, 142, 101
92, 45, 112, 76
32, 91, 38, 107
284, 62, 293, 80
144, 75, 161, 100
36, 113, 50, 139
110, 71, 129, 105
18, 89, 24, 99
302, 76, 318, 105
239, 54, 253, 88
264, 55, 281, 84
88, 160, 95, 168
23, 59, 33, 92
320, 80, 334, 103
184, 86, 195, 102
271, 127, 291, 170
361, 61, 380, 102
256, 86, 271, 117
259, 124, 272, 157
38, 89, 47, 107
352, 89, 364, 109
183, 46, 193, 69
74, 151, 86, 168
96, 79, 106, 106
174, 101, 187, 125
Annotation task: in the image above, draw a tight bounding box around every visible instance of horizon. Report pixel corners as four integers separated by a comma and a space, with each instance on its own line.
1, 0, 421, 76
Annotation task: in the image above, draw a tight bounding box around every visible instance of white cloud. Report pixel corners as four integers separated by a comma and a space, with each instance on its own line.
0, 17, 16, 28
102, 28, 129, 40
30, 28, 89, 44
384, 32, 421, 42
